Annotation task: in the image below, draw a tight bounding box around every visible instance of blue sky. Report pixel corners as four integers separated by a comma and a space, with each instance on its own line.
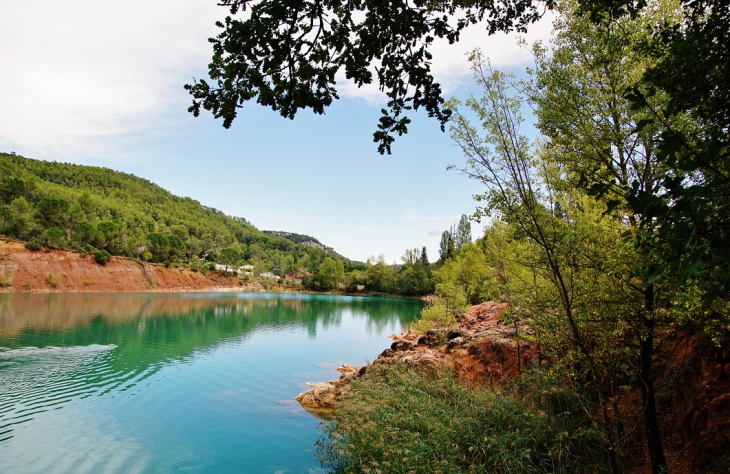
0, 0, 553, 263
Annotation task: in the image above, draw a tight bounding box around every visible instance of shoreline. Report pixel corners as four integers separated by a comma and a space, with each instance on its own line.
0, 240, 423, 299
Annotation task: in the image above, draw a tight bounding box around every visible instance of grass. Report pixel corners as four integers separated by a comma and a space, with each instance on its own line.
317, 364, 610, 474
0, 273, 12, 287
46, 272, 62, 288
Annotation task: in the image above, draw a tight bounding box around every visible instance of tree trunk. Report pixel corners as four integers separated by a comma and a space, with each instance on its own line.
642, 285, 667, 473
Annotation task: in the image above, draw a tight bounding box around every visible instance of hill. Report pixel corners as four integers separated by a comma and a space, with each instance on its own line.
263, 230, 365, 267
0, 152, 352, 276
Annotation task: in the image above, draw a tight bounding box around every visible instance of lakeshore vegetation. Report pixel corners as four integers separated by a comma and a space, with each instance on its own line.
308, 0, 729, 472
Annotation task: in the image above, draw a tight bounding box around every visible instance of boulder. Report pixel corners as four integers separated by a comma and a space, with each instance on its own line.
447, 328, 468, 340
417, 334, 438, 347
295, 382, 339, 409
446, 337, 464, 354
391, 339, 415, 352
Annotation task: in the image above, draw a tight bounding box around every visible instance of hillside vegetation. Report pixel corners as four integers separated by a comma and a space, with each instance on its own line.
0, 153, 451, 295
0, 153, 354, 280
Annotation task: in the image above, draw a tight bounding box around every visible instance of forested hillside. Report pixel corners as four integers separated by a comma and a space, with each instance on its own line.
0, 153, 352, 279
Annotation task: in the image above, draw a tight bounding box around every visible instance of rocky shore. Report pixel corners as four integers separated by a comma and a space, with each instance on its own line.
295, 301, 536, 415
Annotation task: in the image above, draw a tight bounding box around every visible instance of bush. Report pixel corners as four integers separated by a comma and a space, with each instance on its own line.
24, 239, 43, 251
0, 273, 12, 287
46, 272, 62, 288
412, 300, 459, 338
317, 365, 609, 474
94, 250, 110, 266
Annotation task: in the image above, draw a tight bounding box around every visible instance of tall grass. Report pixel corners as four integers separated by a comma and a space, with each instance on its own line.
317, 364, 610, 473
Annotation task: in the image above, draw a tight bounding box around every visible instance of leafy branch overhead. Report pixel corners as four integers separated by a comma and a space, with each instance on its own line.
185, 0, 548, 154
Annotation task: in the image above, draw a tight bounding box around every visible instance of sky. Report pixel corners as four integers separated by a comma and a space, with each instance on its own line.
0, 1, 554, 264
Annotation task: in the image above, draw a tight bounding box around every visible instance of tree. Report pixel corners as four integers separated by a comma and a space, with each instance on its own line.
447, 30, 689, 468
167, 234, 187, 261
219, 246, 242, 271
97, 220, 124, 254
438, 229, 455, 262
187, 0, 547, 154
44, 227, 66, 249
147, 232, 169, 262
73, 221, 96, 245
169, 224, 190, 240
315, 256, 345, 290
35, 198, 69, 229
454, 214, 472, 250
433, 243, 489, 304
9, 197, 34, 240
0, 205, 11, 233
185, 236, 201, 261
526, 3, 707, 468
419, 246, 430, 267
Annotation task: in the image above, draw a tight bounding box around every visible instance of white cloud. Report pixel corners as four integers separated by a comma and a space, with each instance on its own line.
0, 3, 554, 159
0, 0, 221, 160
428, 228, 445, 236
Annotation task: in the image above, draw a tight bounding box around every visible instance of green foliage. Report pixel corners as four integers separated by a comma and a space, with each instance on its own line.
0, 153, 442, 297
412, 300, 458, 336
24, 239, 42, 251
0, 153, 355, 275
218, 246, 241, 269
317, 364, 609, 474
46, 272, 62, 288
44, 227, 66, 249
94, 250, 110, 266
313, 256, 345, 291
433, 243, 489, 305
186, 0, 544, 154
442, 2, 730, 470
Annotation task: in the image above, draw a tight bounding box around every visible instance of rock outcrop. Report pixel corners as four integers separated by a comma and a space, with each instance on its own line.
0, 240, 269, 293
295, 301, 535, 410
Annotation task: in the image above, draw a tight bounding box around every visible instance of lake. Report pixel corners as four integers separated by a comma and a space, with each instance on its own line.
0, 293, 422, 473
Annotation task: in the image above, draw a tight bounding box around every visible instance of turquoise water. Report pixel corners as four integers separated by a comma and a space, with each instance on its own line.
0, 293, 422, 473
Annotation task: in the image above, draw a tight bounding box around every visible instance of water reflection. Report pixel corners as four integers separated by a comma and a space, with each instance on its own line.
0, 292, 421, 472
0, 293, 416, 344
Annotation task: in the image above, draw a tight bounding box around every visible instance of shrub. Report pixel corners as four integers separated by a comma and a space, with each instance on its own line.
24, 239, 43, 251
94, 250, 110, 266
0, 273, 12, 287
46, 272, 62, 288
412, 300, 458, 338
317, 364, 609, 474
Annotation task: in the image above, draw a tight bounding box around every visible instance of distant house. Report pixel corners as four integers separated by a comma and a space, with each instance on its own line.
214, 263, 254, 276
260, 272, 281, 280
237, 264, 254, 277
